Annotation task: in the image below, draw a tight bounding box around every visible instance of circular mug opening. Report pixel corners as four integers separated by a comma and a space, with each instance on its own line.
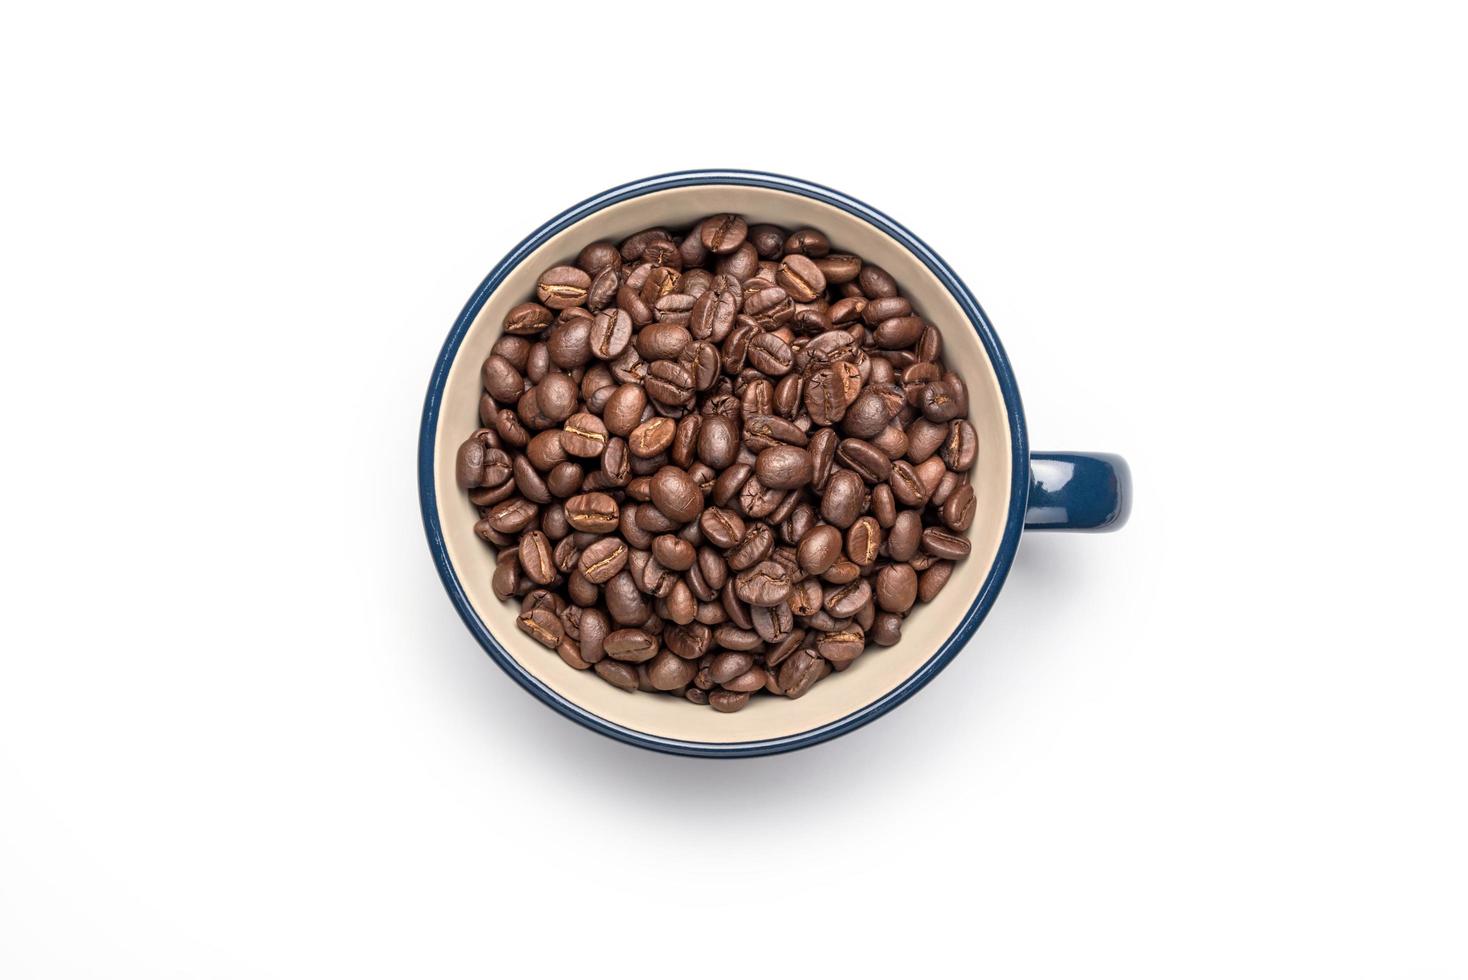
425, 175, 1025, 754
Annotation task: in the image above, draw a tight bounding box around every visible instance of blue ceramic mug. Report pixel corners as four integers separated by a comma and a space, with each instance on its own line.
420, 171, 1130, 757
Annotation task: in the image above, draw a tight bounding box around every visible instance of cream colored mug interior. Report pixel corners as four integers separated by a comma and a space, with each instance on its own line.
435, 184, 1012, 744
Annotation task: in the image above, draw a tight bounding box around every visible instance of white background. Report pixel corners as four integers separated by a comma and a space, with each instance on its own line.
3, 2, 1465, 977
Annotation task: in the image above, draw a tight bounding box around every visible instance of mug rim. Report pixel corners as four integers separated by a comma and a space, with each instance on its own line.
418, 169, 1030, 757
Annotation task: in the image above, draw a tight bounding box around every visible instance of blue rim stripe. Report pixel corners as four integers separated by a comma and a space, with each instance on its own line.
418, 170, 1029, 758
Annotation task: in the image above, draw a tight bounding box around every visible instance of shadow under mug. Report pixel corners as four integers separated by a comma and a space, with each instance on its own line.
420, 170, 1130, 758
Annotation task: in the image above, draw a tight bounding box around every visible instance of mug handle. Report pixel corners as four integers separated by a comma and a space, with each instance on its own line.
1024, 452, 1132, 532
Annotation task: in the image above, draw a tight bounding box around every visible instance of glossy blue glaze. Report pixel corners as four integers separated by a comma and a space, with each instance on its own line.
419, 169, 1126, 758
1025, 453, 1132, 531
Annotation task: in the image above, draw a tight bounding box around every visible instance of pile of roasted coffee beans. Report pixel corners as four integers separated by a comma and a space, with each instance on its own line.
455, 215, 978, 712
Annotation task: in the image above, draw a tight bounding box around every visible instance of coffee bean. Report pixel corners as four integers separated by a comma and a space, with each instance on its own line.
941, 482, 976, 531
647, 650, 697, 690
578, 537, 628, 584
504, 302, 554, 336
846, 516, 882, 567
487, 497, 539, 534
776, 254, 827, 302
746, 332, 794, 375
525, 430, 567, 472
641, 238, 681, 270
736, 475, 784, 519
919, 380, 962, 422
722, 667, 769, 694
679, 341, 721, 392
842, 387, 896, 438
814, 253, 861, 284
645, 359, 694, 406
604, 570, 649, 625
474, 517, 513, 547
525, 342, 551, 384
565, 492, 620, 533
805, 428, 838, 491
709, 689, 751, 713
726, 523, 774, 571
466, 447, 513, 503
649, 535, 693, 573
712, 462, 753, 507
597, 438, 630, 488
698, 214, 749, 255
577, 241, 621, 275
662, 579, 695, 624
888, 510, 923, 561
754, 445, 813, 490
641, 466, 699, 524
455, 430, 490, 488
518, 530, 556, 585
481, 354, 526, 404
639, 265, 678, 305
629, 417, 676, 458
858, 264, 897, 299
772, 374, 803, 418
703, 654, 750, 688
595, 385, 642, 438
541, 502, 569, 539
876, 563, 918, 613
740, 414, 803, 451
874, 316, 925, 350
536, 266, 591, 309
689, 287, 739, 342
861, 296, 909, 326
635, 501, 680, 534
636, 322, 693, 361
804, 362, 862, 425
906, 417, 948, 463
698, 506, 746, 550
716, 241, 759, 281
560, 412, 608, 457
547, 317, 593, 368
817, 628, 865, 666
784, 228, 830, 258
777, 650, 824, 699
710, 625, 758, 652
871, 426, 908, 462
654, 292, 696, 326
823, 579, 871, 618
535, 373, 578, 423
751, 602, 793, 643
491, 408, 530, 449
922, 527, 971, 560
793, 524, 841, 574
820, 469, 864, 529
517, 606, 563, 649
697, 413, 739, 469
589, 308, 633, 360
556, 637, 590, 670
594, 659, 639, 691
665, 623, 712, 660
576, 607, 609, 664
670, 232, 705, 269
734, 560, 792, 607
918, 561, 954, 602
942, 419, 978, 471
603, 627, 657, 663
584, 267, 619, 311
836, 438, 892, 483
491, 336, 530, 370
491, 552, 523, 600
